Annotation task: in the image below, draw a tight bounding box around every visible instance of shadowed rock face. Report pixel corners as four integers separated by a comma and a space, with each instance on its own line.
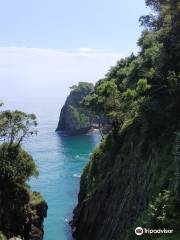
0, 186, 48, 240
71, 121, 177, 240
56, 82, 95, 135
28, 196, 48, 240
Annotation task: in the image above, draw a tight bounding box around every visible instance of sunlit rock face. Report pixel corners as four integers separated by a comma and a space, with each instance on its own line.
56, 82, 95, 135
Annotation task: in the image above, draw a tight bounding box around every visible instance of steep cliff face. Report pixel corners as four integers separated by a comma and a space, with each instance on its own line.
0, 185, 47, 240
71, 0, 180, 238
0, 141, 47, 240
71, 118, 180, 240
56, 82, 95, 135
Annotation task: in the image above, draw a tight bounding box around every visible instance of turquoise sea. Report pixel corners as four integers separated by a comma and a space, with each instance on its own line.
2, 98, 100, 240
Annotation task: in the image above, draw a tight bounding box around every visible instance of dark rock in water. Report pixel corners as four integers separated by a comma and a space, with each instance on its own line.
56, 82, 98, 135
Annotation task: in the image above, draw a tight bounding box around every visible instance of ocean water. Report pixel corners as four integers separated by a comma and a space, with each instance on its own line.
2, 98, 100, 240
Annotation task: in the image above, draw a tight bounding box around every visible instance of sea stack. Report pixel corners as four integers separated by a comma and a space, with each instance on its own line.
56, 82, 95, 135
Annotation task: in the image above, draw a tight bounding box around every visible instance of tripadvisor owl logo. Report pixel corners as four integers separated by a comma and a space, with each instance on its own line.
135, 227, 144, 236
135, 227, 174, 236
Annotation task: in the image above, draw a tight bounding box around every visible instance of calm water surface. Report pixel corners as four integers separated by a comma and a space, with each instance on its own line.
2, 98, 100, 240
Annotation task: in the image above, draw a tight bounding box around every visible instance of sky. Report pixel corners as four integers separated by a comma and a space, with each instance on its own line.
0, 0, 148, 100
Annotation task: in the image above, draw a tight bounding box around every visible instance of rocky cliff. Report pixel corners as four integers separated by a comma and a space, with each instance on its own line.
56, 82, 96, 135
0, 109, 48, 240
0, 185, 47, 240
71, 117, 180, 240
71, 0, 180, 238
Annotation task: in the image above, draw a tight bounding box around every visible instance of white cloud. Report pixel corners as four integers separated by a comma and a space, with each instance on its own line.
77, 47, 101, 53
0, 46, 123, 99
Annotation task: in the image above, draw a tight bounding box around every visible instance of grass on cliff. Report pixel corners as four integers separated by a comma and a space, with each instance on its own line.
30, 191, 44, 205
69, 105, 88, 125
0, 232, 7, 240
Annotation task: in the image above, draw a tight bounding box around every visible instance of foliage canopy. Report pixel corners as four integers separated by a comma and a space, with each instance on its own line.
83, 0, 180, 136
0, 106, 38, 184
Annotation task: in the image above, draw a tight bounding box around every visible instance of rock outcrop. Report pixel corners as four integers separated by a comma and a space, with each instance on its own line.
56, 82, 96, 135
0, 186, 47, 240
28, 192, 48, 240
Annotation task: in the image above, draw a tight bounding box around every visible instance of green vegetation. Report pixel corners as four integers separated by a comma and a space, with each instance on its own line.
0, 232, 7, 240
147, 190, 175, 227
68, 82, 93, 127
156, 233, 180, 240
0, 106, 46, 239
83, 0, 180, 138
82, 0, 180, 199
0, 143, 38, 184
56, 82, 96, 134
127, 189, 180, 240
29, 191, 44, 206
70, 82, 94, 94
0, 109, 37, 145
0, 108, 38, 185
69, 105, 88, 125
68, 82, 94, 113
73, 1, 180, 239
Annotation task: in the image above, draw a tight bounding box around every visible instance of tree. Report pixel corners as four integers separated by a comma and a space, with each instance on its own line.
0, 143, 38, 184
0, 106, 40, 238
0, 108, 38, 183
145, 0, 160, 11
70, 82, 94, 94
0, 110, 37, 146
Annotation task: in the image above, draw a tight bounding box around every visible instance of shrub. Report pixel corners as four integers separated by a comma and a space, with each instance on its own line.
0, 143, 38, 184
